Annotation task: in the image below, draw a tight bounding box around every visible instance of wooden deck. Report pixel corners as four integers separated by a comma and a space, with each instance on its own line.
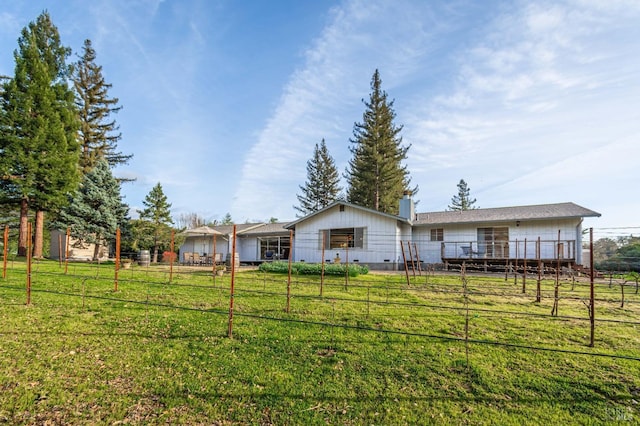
440, 240, 578, 272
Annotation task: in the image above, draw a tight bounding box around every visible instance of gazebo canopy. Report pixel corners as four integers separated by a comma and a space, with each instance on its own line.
180, 226, 223, 236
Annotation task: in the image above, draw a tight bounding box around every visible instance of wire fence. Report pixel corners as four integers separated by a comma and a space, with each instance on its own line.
1, 256, 639, 364
1, 224, 639, 367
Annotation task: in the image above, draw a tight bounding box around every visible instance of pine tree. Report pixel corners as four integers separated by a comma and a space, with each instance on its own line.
344, 69, 415, 215
138, 183, 173, 263
448, 179, 478, 211
295, 139, 342, 216
74, 39, 131, 174
220, 213, 233, 225
55, 160, 129, 260
0, 12, 80, 256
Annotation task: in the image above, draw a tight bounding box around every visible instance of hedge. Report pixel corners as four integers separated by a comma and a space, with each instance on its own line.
258, 261, 368, 277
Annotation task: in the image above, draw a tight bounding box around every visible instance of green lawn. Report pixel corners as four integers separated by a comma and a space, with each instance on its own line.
0, 259, 638, 424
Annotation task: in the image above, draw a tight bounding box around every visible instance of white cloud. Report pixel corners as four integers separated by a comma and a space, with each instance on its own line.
231, 0, 464, 221
403, 0, 640, 223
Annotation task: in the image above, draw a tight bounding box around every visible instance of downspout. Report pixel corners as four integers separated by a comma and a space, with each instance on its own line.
576, 218, 583, 265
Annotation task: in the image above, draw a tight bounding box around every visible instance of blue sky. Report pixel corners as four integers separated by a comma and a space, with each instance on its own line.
1, 0, 638, 237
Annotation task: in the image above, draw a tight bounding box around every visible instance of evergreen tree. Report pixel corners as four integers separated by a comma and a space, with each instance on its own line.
73, 39, 132, 174
295, 139, 342, 216
0, 12, 80, 256
138, 183, 173, 263
448, 179, 478, 211
220, 213, 233, 225
344, 69, 415, 215
55, 160, 129, 260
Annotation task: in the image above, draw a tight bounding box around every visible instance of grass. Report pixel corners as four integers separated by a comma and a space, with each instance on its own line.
0, 259, 639, 424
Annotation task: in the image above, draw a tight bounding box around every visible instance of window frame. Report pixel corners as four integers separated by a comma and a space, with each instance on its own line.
321, 227, 365, 249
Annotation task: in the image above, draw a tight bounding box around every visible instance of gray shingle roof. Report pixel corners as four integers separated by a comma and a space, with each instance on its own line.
414, 202, 600, 226
211, 222, 290, 236
285, 201, 410, 229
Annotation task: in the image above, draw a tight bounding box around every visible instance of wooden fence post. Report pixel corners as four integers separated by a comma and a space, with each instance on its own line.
227, 225, 237, 338
287, 229, 293, 312
320, 232, 325, 296
26, 222, 32, 305
114, 228, 121, 292
65, 227, 70, 275
589, 228, 595, 347
2, 226, 8, 279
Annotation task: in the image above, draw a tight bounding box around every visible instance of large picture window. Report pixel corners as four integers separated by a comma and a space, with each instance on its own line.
321, 228, 365, 249
477, 227, 509, 258
259, 236, 290, 260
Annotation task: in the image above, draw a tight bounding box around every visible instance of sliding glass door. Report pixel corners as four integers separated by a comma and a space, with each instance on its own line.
477, 227, 509, 258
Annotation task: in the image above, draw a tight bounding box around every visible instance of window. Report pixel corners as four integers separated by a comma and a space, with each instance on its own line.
430, 228, 444, 241
477, 227, 509, 258
321, 228, 365, 249
259, 236, 290, 260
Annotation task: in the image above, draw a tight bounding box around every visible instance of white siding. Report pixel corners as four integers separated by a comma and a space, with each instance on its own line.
179, 237, 227, 263
293, 205, 404, 268
237, 236, 257, 261
412, 218, 583, 264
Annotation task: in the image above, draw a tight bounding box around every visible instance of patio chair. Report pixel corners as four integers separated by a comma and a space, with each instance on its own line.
183, 252, 192, 265
460, 245, 479, 258
193, 253, 202, 265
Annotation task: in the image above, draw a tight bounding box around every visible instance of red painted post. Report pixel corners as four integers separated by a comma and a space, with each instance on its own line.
522, 238, 527, 293
58, 234, 63, 267
589, 228, 595, 347
114, 228, 121, 292
344, 236, 349, 291
407, 242, 416, 278
26, 222, 32, 305
320, 232, 325, 296
64, 227, 70, 274
2, 226, 8, 279
414, 243, 422, 276
286, 230, 293, 312
227, 225, 237, 338
514, 239, 519, 286
211, 234, 218, 278
169, 230, 175, 283
400, 241, 410, 287
536, 237, 541, 303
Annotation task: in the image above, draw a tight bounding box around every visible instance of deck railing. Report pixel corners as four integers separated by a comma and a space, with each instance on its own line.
440, 239, 577, 261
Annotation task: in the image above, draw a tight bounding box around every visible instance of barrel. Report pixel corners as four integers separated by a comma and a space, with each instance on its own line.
225, 252, 240, 270
138, 250, 150, 267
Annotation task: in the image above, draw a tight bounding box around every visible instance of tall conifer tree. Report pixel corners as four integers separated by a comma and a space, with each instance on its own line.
344, 69, 415, 215
138, 183, 173, 263
74, 39, 131, 174
55, 160, 129, 260
0, 12, 80, 256
448, 179, 478, 211
295, 139, 342, 216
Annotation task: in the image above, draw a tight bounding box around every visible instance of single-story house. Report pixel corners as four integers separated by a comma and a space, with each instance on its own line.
284, 194, 601, 270
178, 222, 291, 265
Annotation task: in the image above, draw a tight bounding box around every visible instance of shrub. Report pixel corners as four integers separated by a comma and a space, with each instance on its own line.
162, 251, 177, 263
258, 261, 368, 277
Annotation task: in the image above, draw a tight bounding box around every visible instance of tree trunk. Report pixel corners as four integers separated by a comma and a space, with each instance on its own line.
18, 199, 29, 257
153, 246, 159, 263
33, 210, 44, 258
93, 242, 101, 261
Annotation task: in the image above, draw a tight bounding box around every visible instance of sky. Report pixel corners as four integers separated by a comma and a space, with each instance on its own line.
1, 0, 638, 238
